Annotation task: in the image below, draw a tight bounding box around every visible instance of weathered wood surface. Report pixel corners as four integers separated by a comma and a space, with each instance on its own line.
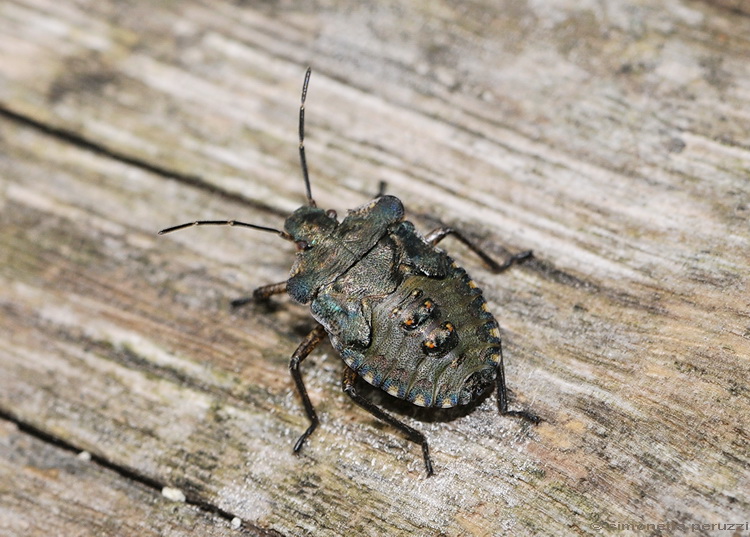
0, 420, 263, 536
1, 1, 748, 536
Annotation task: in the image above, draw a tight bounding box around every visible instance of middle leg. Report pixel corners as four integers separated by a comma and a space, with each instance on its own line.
289, 324, 328, 452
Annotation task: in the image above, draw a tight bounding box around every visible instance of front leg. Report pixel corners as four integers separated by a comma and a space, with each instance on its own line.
424, 227, 532, 273
231, 281, 287, 308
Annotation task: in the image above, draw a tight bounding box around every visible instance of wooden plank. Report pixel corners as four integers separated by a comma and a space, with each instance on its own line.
1, 0, 749, 536
0, 420, 272, 537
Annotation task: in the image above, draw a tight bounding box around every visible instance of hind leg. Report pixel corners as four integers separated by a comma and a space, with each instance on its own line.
342, 368, 434, 476
495, 342, 540, 423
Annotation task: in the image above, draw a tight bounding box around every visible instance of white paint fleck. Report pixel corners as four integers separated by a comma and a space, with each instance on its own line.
161, 486, 186, 502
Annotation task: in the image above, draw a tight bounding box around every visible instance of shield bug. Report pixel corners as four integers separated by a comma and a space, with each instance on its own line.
159, 68, 538, 476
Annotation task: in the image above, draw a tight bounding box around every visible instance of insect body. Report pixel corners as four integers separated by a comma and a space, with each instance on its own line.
160, 69, 537, 476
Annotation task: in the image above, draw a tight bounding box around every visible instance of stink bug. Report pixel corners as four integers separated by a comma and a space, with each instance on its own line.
160, 68, 538, 476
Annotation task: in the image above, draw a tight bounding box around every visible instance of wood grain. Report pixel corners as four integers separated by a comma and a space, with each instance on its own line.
1, 0, 748, 535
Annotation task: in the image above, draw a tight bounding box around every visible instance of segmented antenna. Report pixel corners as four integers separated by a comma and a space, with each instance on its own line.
158, 70, 315, 240
158, 220, 291, 241
299, 67, 315, 207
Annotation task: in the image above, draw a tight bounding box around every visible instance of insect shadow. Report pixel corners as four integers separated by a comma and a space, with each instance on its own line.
160, 68, 539, 476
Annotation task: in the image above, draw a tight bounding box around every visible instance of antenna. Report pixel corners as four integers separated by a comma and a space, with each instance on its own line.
158, 220, 291, 241
159, 70, 316, 240
299, 67, 315, 207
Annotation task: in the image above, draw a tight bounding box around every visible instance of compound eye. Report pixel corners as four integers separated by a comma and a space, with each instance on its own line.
295, 240, 311, 251
326, 209, 338, 220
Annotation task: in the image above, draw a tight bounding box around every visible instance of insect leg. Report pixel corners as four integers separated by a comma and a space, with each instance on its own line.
495, 343, 540, 424
342, 367, 435, 477
424, 227, 532, 273
231, 281, 288, 308
290, 324, 328, 453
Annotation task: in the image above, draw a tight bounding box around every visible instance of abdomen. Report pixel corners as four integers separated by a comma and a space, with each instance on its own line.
340, 264, 503, 408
